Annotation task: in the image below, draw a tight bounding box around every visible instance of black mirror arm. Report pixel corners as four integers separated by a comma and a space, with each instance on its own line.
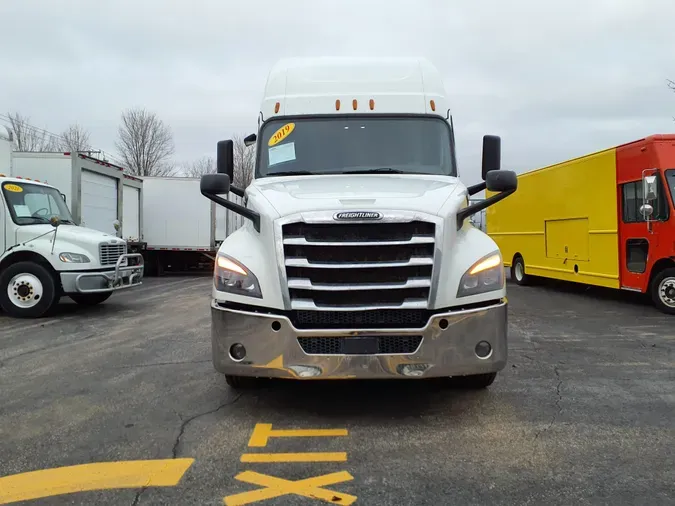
229, 185, 245, 198
201, 190, 261, 232
456, 189, 516, 230
467, 182, 486, 196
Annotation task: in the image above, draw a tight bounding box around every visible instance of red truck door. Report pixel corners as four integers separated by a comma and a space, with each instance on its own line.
618, 171, 671, 292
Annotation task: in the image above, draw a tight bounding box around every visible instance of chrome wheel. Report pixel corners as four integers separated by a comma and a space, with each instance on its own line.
7, 273, 44, 309
657, 276, 675, 308
514, 262, 524, 281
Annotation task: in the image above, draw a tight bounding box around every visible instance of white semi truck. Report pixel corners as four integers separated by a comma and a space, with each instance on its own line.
200, 57, 518, 389
0, 137, 144, 317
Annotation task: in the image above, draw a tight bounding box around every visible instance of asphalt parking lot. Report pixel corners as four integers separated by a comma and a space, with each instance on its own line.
1, 276, 673, 506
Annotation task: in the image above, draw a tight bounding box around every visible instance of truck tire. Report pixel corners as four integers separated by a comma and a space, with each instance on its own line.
0, 261, 58, 318
649, 267, 675, 315
225, 375, 260, 389
453, 372, 497, 389
511, 256, 530, 286
69, 292, 112, 306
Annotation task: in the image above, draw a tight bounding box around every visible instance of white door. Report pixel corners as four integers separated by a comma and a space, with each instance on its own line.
122, 185, 140, 241
81, 170, 118, 236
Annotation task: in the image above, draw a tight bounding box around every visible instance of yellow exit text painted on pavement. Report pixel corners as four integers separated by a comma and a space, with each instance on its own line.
224, 471, 356, 506
0, 459, 194, 505
224, 422, 355, 505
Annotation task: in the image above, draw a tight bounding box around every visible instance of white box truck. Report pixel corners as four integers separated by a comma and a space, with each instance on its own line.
0, 138, 144, 318
200, 57, 518, 389
140, 176, 244, 275
10, 152, 144, 247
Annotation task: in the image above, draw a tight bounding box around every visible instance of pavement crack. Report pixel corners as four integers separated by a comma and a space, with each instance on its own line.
131, 487, 146, 506
130, 476, 152, 506
68, 359, 212, 375
172, 393, 242, 458
1, 333, 97, 365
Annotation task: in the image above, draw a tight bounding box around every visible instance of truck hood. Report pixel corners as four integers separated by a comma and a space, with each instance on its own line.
252, 174, 464, 217
14, 224, 123, 250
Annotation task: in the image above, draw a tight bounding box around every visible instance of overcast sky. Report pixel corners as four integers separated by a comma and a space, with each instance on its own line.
2, 0, 674, 185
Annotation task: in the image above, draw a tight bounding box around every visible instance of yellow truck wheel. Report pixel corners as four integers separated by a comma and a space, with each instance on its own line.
511, 256, 530, 286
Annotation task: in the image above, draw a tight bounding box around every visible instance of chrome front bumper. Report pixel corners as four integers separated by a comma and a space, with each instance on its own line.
60, 254, 145, 294
211, 300, 508, 380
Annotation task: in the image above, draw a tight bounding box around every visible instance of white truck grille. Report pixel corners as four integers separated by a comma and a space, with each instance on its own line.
99, 243, 127, 266
281, 220, 436, 310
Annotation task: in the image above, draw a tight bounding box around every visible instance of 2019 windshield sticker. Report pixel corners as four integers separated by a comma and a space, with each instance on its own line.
268, 123, 295, 146
3, 184, 23, 193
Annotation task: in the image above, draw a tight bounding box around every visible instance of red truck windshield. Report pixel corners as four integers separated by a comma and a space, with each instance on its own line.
666, 169, 675, 207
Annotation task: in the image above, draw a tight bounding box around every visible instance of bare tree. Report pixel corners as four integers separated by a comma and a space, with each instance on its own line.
232, 133, 255, 187
115, 108, 175, 176
56, 123, 92, 152
6, 111, 58, 151
182, 156, 215, 177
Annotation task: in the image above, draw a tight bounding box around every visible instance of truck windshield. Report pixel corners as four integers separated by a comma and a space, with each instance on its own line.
257, 116, 455, 178
1, 181, 75, 226
666, 169, 675, 207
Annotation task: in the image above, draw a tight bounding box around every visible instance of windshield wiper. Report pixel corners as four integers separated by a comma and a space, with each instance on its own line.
343, 168, 405, 174
267, 171, 315, 177
23, 216, 51, 224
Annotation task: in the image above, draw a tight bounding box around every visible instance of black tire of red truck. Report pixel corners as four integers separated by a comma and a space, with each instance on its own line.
0, 261, 59, 318
650, 267, 675, 315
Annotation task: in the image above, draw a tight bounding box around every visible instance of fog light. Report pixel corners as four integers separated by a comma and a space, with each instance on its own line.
398, 363, 430, 377
289, 365, 322, 378
229, 343, 247, 361
475, 341, 492, 359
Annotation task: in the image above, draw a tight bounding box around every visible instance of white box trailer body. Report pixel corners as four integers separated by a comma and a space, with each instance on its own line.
140, 176, 243, 275
9, 152, 144, 244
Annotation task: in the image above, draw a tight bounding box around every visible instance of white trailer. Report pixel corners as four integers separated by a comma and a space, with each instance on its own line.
140, 176, 243, 275
10, 152, 144, 247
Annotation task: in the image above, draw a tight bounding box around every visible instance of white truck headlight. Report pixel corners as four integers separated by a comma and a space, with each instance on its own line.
214, 253, 262, 298
59, 252, 91, 263
457, 250, 504, 297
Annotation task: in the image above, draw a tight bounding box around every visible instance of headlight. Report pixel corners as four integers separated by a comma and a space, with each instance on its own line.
214, 253, 262, 298
457, 250, 504, 297
59, 252, 90, 263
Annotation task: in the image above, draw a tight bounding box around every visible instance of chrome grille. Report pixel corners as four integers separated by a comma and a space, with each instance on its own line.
281, 219, 436, 310
99, 243, 127, 266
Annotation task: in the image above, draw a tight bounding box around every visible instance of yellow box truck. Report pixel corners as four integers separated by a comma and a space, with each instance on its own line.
486, 134, 675, 314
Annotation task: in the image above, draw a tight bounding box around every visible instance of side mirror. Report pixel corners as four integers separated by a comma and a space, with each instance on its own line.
643, 174, 658, 201
113, 219, 121, 232
481, 135, 501, 180
486, 169, 517, 193
640, 203, 654, 219
216, 140, 234, 181
244, 133, 257, 147
201, 173, 231, 195
50, 216, 61, 228
60, 193, 67, 203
